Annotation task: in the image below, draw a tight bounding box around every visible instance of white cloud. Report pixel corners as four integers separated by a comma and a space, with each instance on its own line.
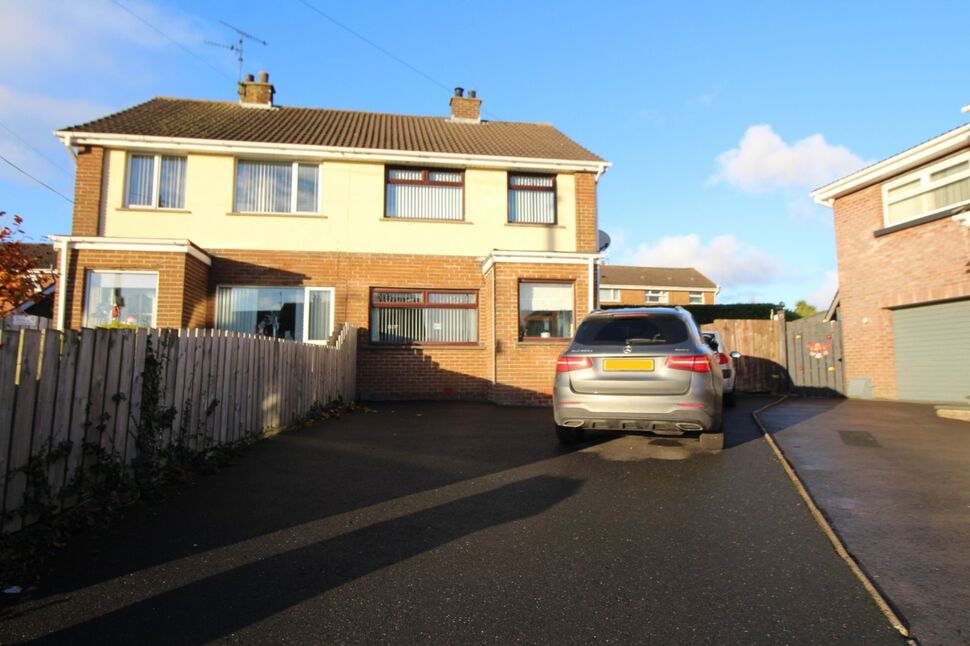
624, 233, 789, 288
710, 124, 867, 193
808, 270, 839, 310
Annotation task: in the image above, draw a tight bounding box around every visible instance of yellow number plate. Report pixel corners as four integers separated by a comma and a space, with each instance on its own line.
603, 358, 654, 372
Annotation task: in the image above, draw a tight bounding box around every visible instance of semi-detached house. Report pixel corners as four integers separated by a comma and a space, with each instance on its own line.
52, 73, 610, 404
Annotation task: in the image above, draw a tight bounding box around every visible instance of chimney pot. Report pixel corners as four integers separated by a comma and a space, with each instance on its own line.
245, 73, 255, 82
468, 89, 477, 98
454, 87, 464, 97
258, 71, 269, 83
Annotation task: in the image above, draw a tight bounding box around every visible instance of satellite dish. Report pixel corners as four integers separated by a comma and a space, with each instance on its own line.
597, 230, 611, 252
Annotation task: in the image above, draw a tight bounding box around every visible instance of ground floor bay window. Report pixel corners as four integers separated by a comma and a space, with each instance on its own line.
519, 281, 574, 340
216, 286, 334, 342
83, 271, 158, 328
370, 289, 477, 344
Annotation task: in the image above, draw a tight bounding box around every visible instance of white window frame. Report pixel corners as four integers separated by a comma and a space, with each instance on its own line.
688, 291, 704, 305
215, 285, 335, 343
233, 160, 323, 215
599, 287, 621, 302
83, 270, 159, 328
882, 150, 970, 228
644, 289, 669, 304
302, 287, 336, 344
124, 153, 187, 210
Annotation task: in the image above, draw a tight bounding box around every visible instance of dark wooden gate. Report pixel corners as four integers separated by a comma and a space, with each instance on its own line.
785, 314, 844, 396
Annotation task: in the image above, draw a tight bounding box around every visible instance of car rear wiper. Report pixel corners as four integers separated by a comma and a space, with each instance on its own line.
625, 337, 667, 345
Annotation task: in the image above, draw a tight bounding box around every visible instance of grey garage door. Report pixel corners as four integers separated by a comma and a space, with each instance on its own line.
893, 299, 970, 403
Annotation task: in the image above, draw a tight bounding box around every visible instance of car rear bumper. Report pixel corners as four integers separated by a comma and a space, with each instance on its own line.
553, 384, 720, 432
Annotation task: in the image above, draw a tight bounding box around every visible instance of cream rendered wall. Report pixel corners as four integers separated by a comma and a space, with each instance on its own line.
100, 149, 579, 255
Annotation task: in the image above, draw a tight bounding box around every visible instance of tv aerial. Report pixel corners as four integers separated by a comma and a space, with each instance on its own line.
205, 20, 267, 81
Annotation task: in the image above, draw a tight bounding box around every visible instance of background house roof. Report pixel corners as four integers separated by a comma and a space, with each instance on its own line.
60, 97, 605, 163
600, 265, 717, 289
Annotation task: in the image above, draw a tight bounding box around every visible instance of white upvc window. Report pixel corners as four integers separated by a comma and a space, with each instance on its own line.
125, 153, 186, 209
644, 289, 669, 304
688, 291, 704, 304
882, 151, 970, 227
234, 160, 321, 214
215, 285, 335, 343
599, 287, 621, 302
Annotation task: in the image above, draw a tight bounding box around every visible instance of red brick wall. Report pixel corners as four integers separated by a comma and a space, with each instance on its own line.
208, 250, 490, 400
491, 261, 592, 405
833, 166, 970, 399
62, 249, 195, 329
575, 172, 599, 253
71, 146, 104, 236
182, 253, 209, 328
59, 247, 596, 404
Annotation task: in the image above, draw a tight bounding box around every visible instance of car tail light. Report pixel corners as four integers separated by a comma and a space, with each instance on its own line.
665, 355, 711, 373
718, 352, 729, 365
556, 355, 592, 372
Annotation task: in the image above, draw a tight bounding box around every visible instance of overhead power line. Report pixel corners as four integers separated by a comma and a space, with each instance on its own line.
0, 120, 71, 176
0, 153, 73, 203
109, 0, 234, 81
296, 0, 452, 94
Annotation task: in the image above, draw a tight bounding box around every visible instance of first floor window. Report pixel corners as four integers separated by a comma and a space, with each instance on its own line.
600, 287, 620, 302
126, 154, 186, 209
84, 271, 157, 328
519, 281, 573, 339
234, 160, 320, 214
216, 286, 334, 342
370, 289, 477, 344
385, 168, 463, 220
508, 174, 555, 224
644, 289, 668, 304
688, 291, 704, 304
884, 152, 970, 226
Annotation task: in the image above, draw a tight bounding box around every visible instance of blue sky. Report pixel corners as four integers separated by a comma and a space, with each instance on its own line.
2, 0, 968, 308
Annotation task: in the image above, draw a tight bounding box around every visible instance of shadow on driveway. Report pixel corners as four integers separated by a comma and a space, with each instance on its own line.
29, 475, 581, 645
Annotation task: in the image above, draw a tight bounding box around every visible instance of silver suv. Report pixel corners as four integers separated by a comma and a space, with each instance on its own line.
552, 307, 724, 449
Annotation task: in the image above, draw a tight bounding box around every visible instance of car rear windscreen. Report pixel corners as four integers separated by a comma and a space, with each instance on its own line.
574, 315, 689, 346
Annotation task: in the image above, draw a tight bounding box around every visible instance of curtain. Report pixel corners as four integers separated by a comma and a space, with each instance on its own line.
235, 161, 292, 213
127, 155, 154, 206
159, 156, 186, 208
307, 290, 331, 341
216, 287, 259, 334
386, 184, 462, 220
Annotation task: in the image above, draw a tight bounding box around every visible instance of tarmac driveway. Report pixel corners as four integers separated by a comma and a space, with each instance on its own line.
759, 398, 970, 646
1, 398, 902, 644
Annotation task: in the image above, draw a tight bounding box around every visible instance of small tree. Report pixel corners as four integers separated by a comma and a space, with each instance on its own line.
793, 300, 817, 318
0, 211, 46, 317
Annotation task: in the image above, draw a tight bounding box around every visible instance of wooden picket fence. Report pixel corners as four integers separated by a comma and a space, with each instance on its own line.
0, 324, 357, 532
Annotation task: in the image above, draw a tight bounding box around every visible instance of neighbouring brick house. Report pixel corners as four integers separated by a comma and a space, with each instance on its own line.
598, 265, 717, 306
52, 74, 610, 404
812, 121, 970, 403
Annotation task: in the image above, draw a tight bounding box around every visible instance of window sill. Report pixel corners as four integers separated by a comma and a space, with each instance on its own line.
226, 211, 327, 219
119, 207, 191, 214
874, 204, 968, 237
381, 217, 471, 224
505, 222, 561, 228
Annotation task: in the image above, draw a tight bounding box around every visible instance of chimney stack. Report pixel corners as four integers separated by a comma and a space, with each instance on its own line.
449, 86, 481, 123
238, 70, 275, 107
